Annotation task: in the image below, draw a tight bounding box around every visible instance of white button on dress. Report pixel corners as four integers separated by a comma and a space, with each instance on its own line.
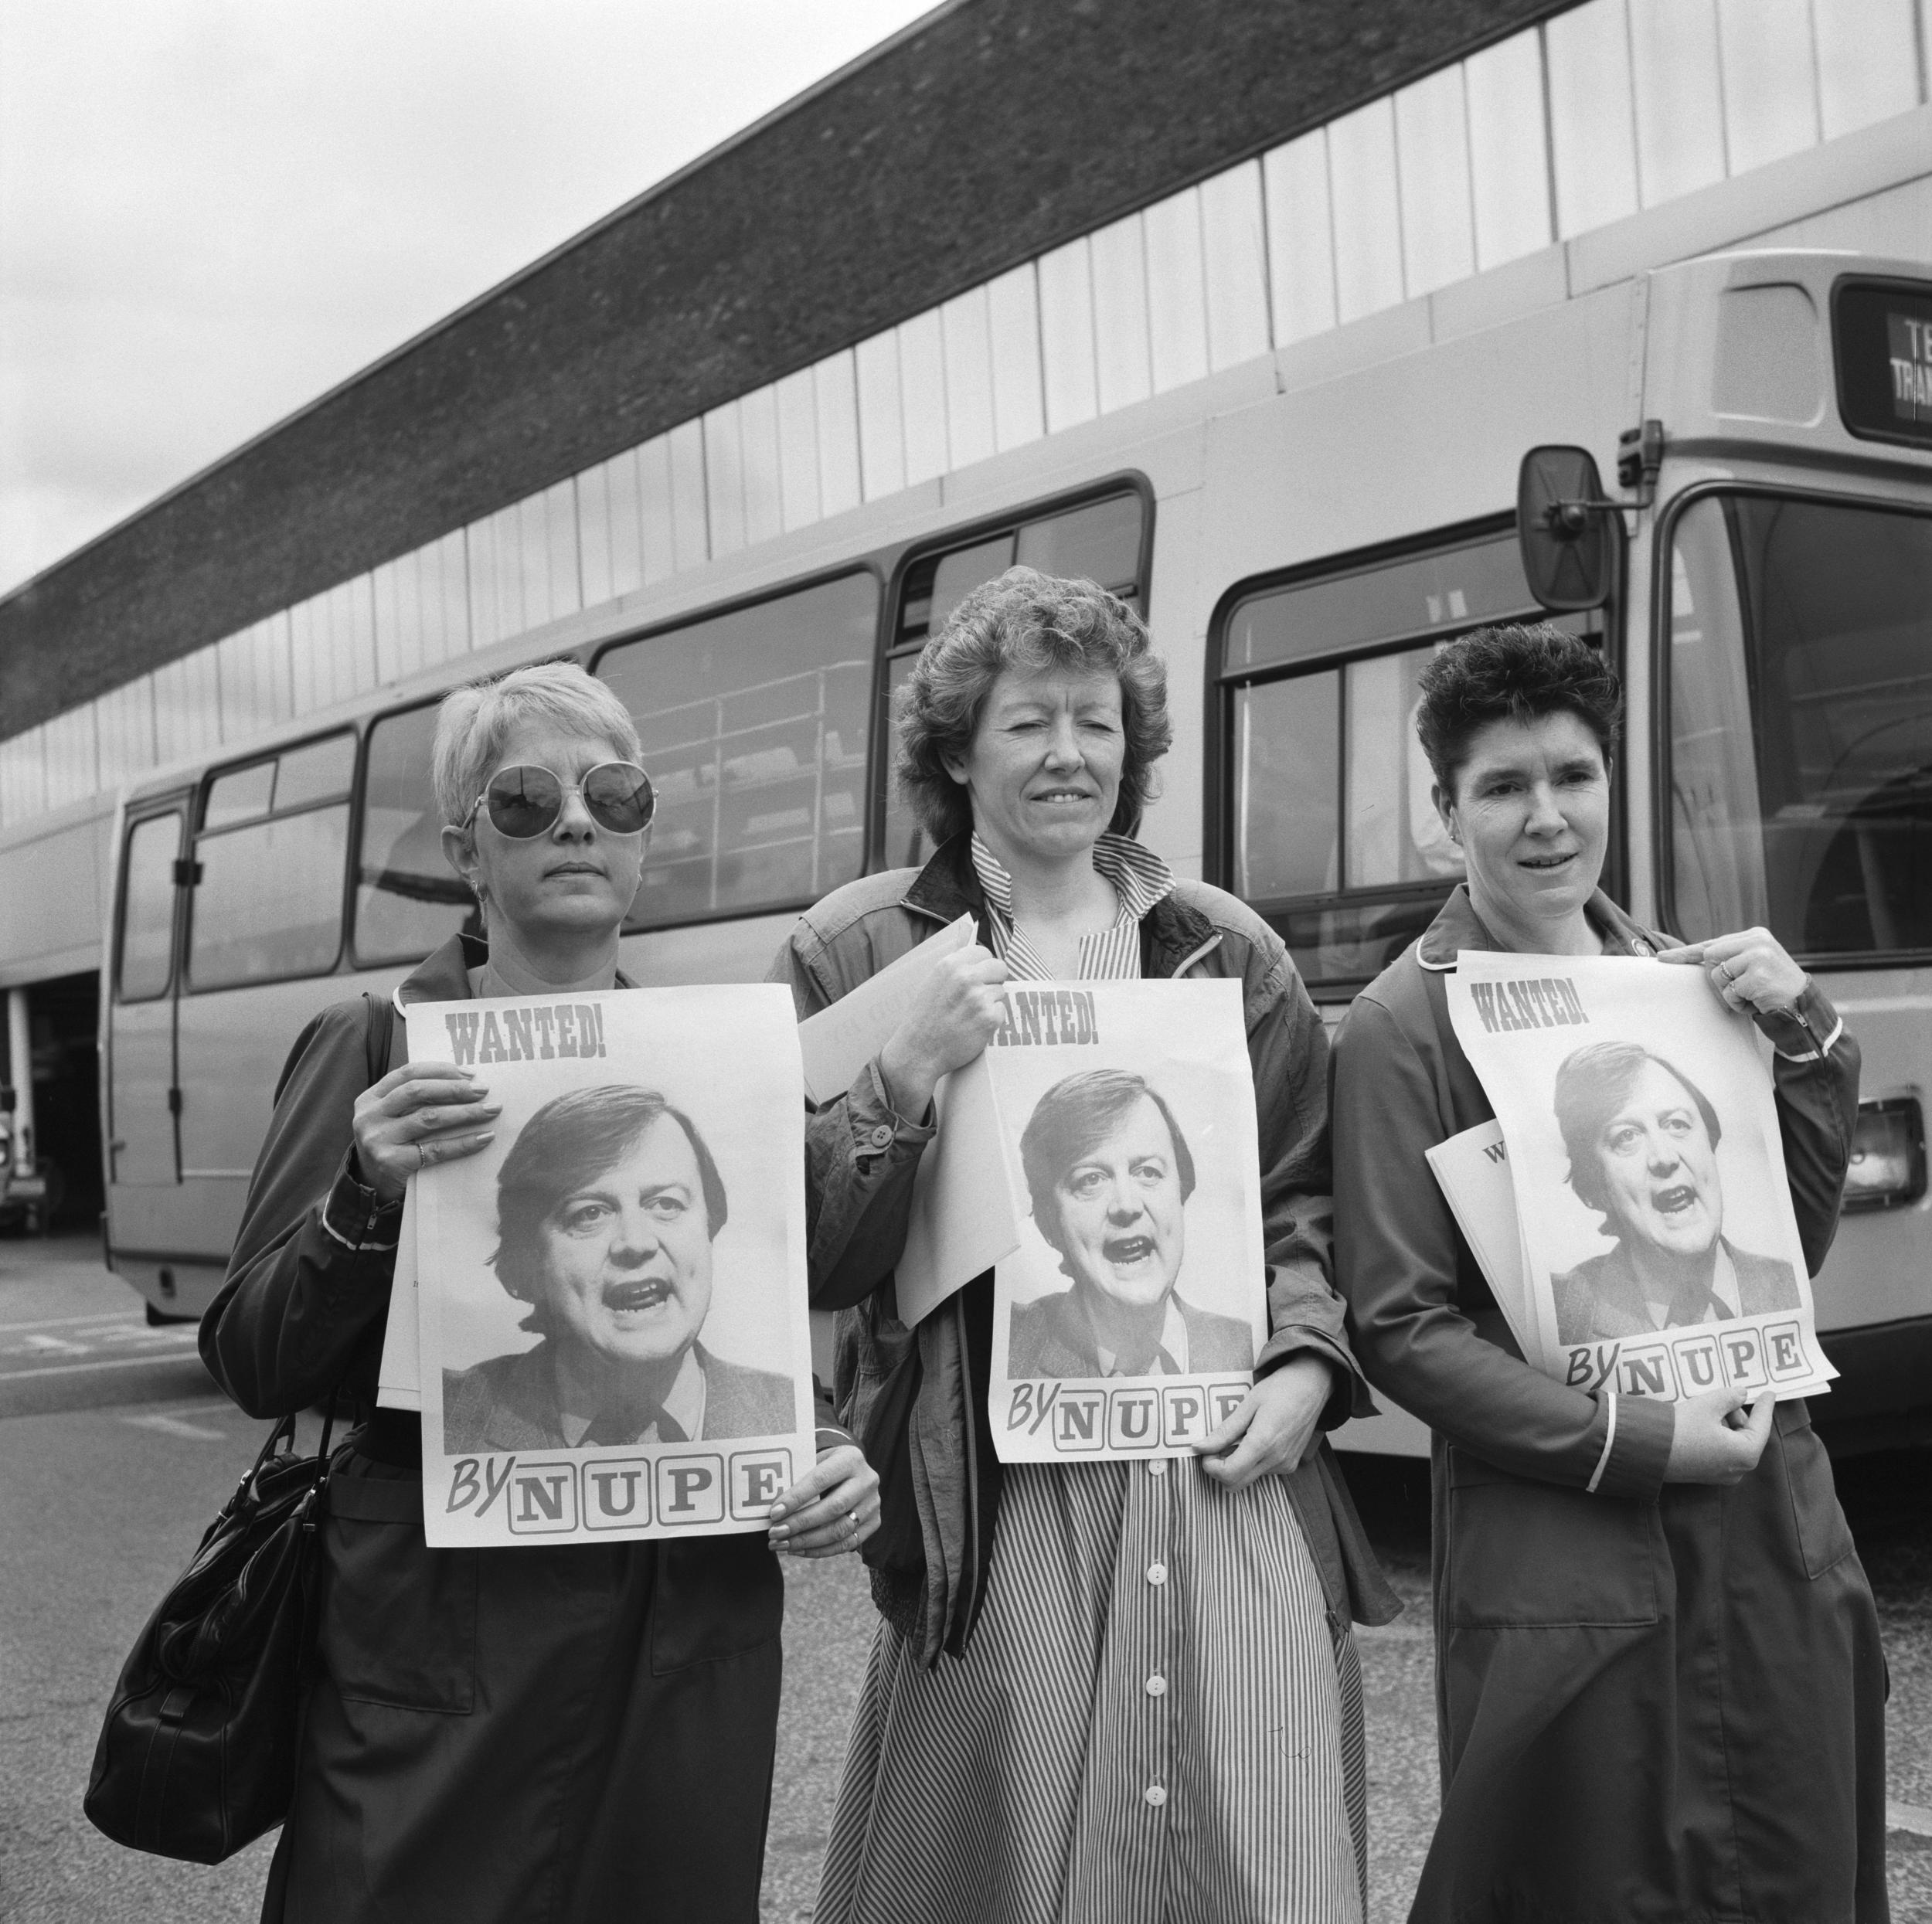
1145, 1674, 1167, 1698
1146, 1562, 1167, 1586
1144, 1784, 1167, 1808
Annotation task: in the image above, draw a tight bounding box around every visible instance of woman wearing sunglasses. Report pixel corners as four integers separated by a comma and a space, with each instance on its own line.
199, 660, 879, 1924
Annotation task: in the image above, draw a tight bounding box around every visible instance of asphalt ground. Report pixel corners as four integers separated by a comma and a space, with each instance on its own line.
1, 1232, 1927, 1922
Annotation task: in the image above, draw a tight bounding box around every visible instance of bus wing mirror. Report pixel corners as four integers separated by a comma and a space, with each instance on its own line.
1517, 445, 1624, 612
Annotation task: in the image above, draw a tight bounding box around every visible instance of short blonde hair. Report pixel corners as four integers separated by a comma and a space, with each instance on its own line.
431, 661, 643, 828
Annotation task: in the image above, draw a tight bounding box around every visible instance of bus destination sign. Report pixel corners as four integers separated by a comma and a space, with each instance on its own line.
1834, 277, 1932, 449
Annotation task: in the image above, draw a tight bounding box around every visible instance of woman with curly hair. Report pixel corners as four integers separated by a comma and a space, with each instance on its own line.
773, 566, 1397, 1924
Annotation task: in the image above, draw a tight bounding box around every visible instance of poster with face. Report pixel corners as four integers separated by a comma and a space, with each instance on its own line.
1445, 954, 1835, 1405
987, 979, 1268, 1462
410, 986, 813, 1547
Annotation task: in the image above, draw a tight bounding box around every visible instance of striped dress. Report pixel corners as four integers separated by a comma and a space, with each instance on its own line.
814, 835, 1366, 1924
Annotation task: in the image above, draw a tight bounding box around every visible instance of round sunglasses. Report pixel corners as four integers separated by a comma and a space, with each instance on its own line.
467, 761, 655, 839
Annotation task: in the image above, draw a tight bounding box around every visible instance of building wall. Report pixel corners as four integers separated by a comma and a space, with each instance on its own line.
1, 0, 1929, 833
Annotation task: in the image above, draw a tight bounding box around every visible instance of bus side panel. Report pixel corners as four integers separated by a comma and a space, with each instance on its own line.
618, 909, 803, 986
1814, 967, 1932, 1346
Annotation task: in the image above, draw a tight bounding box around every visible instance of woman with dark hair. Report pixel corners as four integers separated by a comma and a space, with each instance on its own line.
774, 566, 1396, 1924
443, 1084, 793, 1451
1331, 622, 1884, 1921
1009, 1066, 1255, 1379
1548, 1040, 1800, 1345
199, 660, 879, 1924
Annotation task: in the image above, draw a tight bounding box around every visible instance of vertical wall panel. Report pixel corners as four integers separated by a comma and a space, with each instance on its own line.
1547, 0, 1641, 236
1263, 131, 1338, 346
1328, 97, 1406, 321
151, 660, 192, 767
813, 351, 863, 517
287, 596, 321, 716
738, 384, 785, 546
545, 478, 581, 619
370, 559, 401, 686
703, 402, 747, 559
348, 575, 379, 695
775, 367, 822, 532
1813, 0, 1920, 136
577, 461, 614, 609
1716, 0, 1821, 172
1629, 0, 1727, 204
898, 308, 950, 485
394, 547, 427, 682
42, 705, 97, 810
185, 644, 224, 753
424, 532, 471, 662
1395, 65, 1476, 296
940, 289, 995, 471
464, 515, 499, 651
1466, 29, 1553, 269
855, 328, 907, 501
0, 728, 46, 824
96, 678, 158, 789
604, 448, 645, 599
1144, 185, 1210, 393
1200, 161, 1271, 371
515, 497, 552, 629
1038, 236, 1100, 431
987, 263, 1046, 453
668, 420, 709, 574
1090, 212, 1154, 413
638, 434, 679, 585
493, 504, 528, 643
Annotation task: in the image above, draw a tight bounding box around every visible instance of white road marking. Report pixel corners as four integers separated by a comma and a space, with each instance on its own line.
1889, 1800, 1932, 1837
0, 1350, 208, 1385
0, 1311, 138, 1334
20, 1333, 92, 1354
121, 1412, 229, 1442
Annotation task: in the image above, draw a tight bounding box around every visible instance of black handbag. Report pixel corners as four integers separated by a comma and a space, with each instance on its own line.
83, 1396, 342, 1863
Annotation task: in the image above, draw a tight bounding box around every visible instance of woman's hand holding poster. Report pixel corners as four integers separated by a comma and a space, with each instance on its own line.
986, 979, 1268, 1462
407, 985, 815, 1548
1444, 954, 1835, 1405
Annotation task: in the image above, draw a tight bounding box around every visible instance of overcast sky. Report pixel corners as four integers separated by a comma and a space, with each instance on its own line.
0, 0, 939, 598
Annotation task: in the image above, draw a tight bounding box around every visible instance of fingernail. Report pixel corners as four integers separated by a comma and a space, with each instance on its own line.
769, 1524, 790, 1542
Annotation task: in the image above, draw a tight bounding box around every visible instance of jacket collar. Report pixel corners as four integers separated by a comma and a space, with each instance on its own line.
395, 932, 637, 1006
1416, 883, 1659, 972
901, 832, 1218, 979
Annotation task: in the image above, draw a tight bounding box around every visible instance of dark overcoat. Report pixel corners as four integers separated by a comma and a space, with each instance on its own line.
1331, 886, 1887, 1924
199, 934, 828, 1924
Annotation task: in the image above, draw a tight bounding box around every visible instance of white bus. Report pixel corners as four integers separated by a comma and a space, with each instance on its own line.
97, 246, 1932, 1452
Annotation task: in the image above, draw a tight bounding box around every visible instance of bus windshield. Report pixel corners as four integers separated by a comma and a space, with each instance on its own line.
1667, 491, 1932, 958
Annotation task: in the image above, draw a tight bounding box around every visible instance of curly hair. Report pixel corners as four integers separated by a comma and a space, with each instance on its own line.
1415, 622, 1621, 798
895, 566, 1172, 847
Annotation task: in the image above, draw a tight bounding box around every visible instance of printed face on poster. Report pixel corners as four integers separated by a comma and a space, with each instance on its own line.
987, 980, 1267, 1462
1445, 954, 1835, 1404
409, 986, 814, 1547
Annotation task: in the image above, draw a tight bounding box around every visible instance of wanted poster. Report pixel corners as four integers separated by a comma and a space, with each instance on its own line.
1446, 954, 1835, 1405
987, 979, 1267, 1462
410, 986, 815, 1547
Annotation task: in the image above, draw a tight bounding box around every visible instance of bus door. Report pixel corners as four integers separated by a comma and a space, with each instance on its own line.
173, 733, 359, 1265
107, 798, 191, 1201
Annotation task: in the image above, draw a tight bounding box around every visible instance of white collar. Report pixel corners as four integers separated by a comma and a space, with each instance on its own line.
556, 1344, 709, 1446
1093, 1295, 1191, 1378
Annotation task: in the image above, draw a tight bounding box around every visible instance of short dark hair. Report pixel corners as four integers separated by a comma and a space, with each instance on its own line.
1554, 1041, 1722, 1219
895, 566, 1172, 847
492, 1086, 727, 1327
1019, 1069, 1196, 1257
1415, 622, 1621, 798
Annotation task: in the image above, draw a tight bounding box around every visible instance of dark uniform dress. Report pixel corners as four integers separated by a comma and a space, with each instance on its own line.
199, 934, 811, 1924
1331, 886, 1887, 1924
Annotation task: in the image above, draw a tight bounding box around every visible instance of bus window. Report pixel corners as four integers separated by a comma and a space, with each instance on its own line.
1666, 492, 1932, 958
596, 571, 878, 929
355, 704, 476, 966
188, 734, 353, 989
117, 812, 182, 1001
1217, 528, 1592, 991
881, 489, 1148, 870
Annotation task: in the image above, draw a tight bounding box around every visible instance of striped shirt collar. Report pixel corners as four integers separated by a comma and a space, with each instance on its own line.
970, 831, 1175, 983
